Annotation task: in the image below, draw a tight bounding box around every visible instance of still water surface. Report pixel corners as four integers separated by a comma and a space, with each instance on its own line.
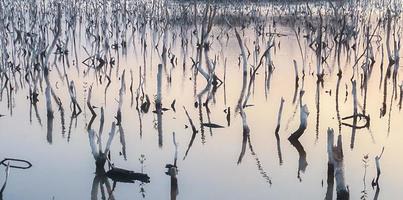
0, 1, 402, 199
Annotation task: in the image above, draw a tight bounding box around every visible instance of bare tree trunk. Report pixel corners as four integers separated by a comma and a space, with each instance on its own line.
328, 128, 349, 200
275, 97, 285, 165
289, 91, 309, 141
156, 64, 163, 147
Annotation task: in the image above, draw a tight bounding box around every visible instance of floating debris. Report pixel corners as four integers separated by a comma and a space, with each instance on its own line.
202, 123, 224, 128
106, 167, 150, 183
0, 158, 32, 169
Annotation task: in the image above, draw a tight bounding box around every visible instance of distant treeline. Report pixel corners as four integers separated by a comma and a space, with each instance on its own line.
173, 0, 338, 2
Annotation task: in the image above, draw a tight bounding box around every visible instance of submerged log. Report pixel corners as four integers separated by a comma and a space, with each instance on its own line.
106, 167, 150, 183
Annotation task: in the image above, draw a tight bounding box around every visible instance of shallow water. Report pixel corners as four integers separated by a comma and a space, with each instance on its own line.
0, 1, 402, 199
